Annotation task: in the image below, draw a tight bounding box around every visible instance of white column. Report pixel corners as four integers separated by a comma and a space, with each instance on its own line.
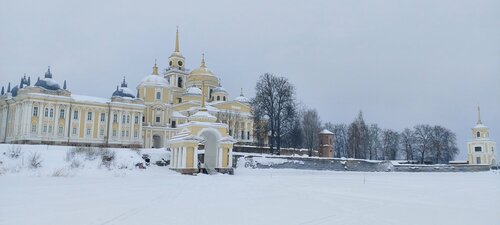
172, 148, 176, 168
193, 147, 198, 169
181, 147, 187, 168
228, 148, 233, 168
217, 147, 222, 168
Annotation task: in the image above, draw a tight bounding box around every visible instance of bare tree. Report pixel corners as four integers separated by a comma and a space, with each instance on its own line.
347, 111, 369, 159
302, 108, 321, 156
400, 128, 416, 161
414, 124, 433, 164
217, 110, 241, 139
382, 129, 399, 160
368, 124, 382, 160
253, 73, 296, 154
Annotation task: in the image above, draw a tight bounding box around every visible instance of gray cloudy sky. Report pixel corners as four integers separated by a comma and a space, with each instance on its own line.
1, 0, 499, 159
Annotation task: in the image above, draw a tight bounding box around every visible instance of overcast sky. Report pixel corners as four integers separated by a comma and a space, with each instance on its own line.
1, 0, 499, 159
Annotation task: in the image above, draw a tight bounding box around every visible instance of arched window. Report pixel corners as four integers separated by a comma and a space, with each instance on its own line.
223, 96, 226, 101
477, 131, 481, 138
177, 77, 183, 88
217, 96, 220, 101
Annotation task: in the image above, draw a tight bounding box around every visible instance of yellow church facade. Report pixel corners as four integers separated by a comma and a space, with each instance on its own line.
0, 29, 253, 159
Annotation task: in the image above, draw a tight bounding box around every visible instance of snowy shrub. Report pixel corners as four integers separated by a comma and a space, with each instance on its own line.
69, 159, 83, 169
8, 145, 22, 159
100, 149, 116, 169
28, 152, 42, 169
52, 168, 69, 177
67, 147, 101, 161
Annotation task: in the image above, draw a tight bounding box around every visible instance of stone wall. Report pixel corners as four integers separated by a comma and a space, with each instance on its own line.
235, 155, 393, 172
234, 155, 492, 172
393, 164, 490, 172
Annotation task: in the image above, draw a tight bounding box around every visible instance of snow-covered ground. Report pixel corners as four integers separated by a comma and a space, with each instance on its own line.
1, 144, 499, 225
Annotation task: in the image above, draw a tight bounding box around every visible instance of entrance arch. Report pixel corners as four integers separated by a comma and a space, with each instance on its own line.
153, 135, 162, 148
199, 128, 221, 171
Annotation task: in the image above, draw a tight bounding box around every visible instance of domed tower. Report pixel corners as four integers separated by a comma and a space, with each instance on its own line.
186, 54, 220, 102
235, 88, 251, 104
212, 85, 228, 102
165, 27, 189, 104
182, 85, 203, 103
467, 106, 497, 165
112, 77, 136, 99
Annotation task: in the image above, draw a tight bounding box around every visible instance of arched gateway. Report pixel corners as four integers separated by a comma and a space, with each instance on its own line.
167, 84, 235, 174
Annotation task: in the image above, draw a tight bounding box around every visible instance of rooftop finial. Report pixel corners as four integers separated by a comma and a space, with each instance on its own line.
152, 59, 159, 75
45, 66, 52, 78
240, 88, 244, 96
175, 26, 180, 52
121, 76, 127, 87
477, 106, 482, 124
200, 53, 206, 68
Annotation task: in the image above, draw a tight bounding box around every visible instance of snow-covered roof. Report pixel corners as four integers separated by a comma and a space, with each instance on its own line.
72, 94, 109, 104
474, 124, 488, 129
235, 95, 250, 103
139, 74, 168, 87
184, 86, 202, 96
112, 86, 135, 99
320, 129, 334, 135
35, 77, 61, 91
189, 110, 217, 122
213, 86, 228, 94
172, 111, 187, 118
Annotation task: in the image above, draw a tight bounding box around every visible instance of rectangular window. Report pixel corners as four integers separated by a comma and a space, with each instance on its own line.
475, 146, 482, 152
142, 116, 145, 123
31, 125, 37, 133
44, 108, 49, 117
48, 125, 52, 133
100, 129, 104, 136
49, 109, 54, 118
156, 92, 161, 100
241, 131, 244, 139
177, 98, 182, 103
86, 128, 91, 136
171, 120, 176, 128
43, 125, 47, 132
247, 131, 251, 140
100, 113, 105, 122
59, 109, 65, 119
134, 131, 138, 138
126, 130, 129, 137
126, 115, 130, 124
73, 111, 79, 120
72, 128, 77, 135
122, 115, 126, 123
113, 130, 117, 137
156, 116, 161, 123
87, 112, 93, 121
58, 126, 63, 134
113, 114, 118, 123
121, 130, 125, 137
33, 107, 38, 117
134, 116, 139, 124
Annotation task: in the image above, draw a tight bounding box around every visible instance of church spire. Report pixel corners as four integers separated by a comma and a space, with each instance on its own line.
175, 26, 180, 52
200, 53, 206, 68
152, 59, 159, 75
477, 106, 482, 125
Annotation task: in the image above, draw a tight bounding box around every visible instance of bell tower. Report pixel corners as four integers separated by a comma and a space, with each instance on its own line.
467, 106, 497, 165
165, 27, 189, 104
167, 26, 186, 71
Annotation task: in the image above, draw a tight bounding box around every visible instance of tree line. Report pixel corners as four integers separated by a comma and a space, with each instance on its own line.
251, 73, 459, 163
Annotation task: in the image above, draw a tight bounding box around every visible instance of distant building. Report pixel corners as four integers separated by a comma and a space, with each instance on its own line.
467, 107, 496, 165
319, 129, 334, 158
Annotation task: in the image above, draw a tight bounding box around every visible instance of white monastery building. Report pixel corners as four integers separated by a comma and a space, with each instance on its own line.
0, 29, 253, 155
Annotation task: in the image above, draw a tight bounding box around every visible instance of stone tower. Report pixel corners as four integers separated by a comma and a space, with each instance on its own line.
319, 129, 334, 158
467, 106, 497, 165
